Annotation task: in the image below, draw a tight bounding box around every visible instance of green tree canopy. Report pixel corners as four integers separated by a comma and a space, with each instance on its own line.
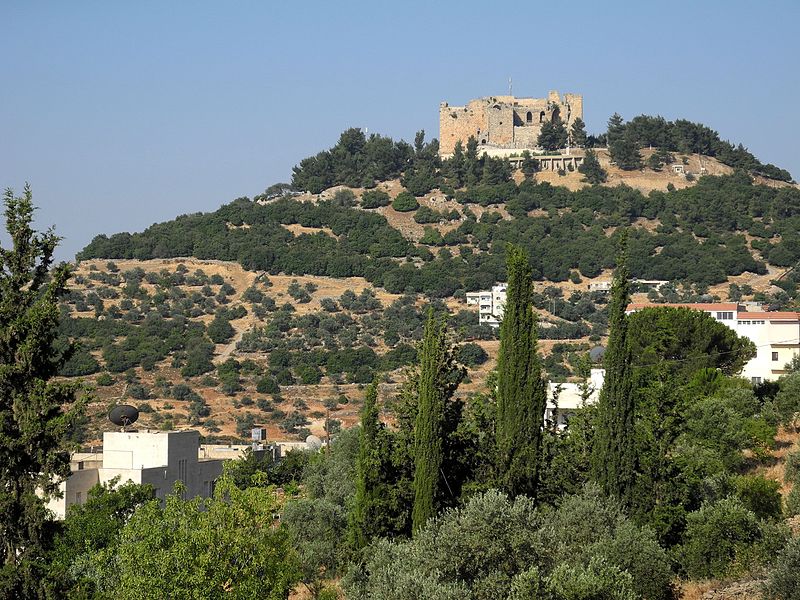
537, 116, 569, 151
0, 186, 87, 597
579, 149, 608, 184
496, 245, 548, 498
592, 236, 636, 506
628, 306, 756, 378
91, 478, 300, 599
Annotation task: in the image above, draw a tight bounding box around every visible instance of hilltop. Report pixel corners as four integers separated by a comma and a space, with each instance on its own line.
68, 121, 800, 444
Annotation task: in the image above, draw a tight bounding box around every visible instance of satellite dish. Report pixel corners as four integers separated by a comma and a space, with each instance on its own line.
589, 346, 606, 363
305, 435, 323, 450
109, 404, 139, 429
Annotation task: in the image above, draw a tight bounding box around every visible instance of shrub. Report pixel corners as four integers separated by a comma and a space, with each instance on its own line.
345, 486, 672, 600
784, 448, 800, 485
678, 497, 762, 579
96, 372, 114, 386
280, 412, 310, 434
547, 557, 635, 600
786, 486, 800, 517
256, 376, 280, 395
331, 189, 356, 207
59, 348, 101, 376
734, 474, 782, 520
392, 191, 419, 212
764, 537, 800, 600
457, 342, 489, 367
170, 383, 195, 401
207, 314, 235, 344
127, 384, 150, 400
360, 189, 391, 209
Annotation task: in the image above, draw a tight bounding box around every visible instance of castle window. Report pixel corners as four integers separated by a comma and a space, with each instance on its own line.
539, 111, 545, 123
526, 111, 533, 123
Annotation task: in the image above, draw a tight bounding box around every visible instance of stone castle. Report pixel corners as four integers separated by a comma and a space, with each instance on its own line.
438, 90, 583, 156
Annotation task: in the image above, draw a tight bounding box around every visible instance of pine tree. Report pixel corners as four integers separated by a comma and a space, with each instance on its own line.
520, 151, 538, 178
348, 381, 383, 550
606, 113, 626, 145
496, 245, 548, 498
579, 149, 608, 184
411, 313, 462, 532
0, 185, 87, 596
537, 116, 569, 151
570, 117, 588, 147
464, 136, 481, 186
591, 233, 636, 505
447, 140, 465, 187
610, 134, 643, 170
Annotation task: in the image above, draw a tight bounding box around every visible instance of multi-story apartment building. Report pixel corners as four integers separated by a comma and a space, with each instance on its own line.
466, 284, 508, 327
626, 303, 800, 383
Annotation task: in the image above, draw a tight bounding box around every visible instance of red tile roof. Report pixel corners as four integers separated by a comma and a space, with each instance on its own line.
625, 303, 799, 322
626, 303, 739, 312
738, 312, 800, 321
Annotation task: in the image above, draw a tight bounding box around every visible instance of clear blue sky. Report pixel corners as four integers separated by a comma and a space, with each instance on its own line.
2, 0, 798, 260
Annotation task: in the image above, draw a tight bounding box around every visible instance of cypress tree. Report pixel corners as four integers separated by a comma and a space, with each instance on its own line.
496, 245, 548, 498
411, 313, 455, 532
591, 233, 636, 505
0, 186, 87, 596
348, 381, 382, 550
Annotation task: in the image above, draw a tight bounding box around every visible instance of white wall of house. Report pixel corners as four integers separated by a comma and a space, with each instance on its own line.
46, 430, 225, 519
546, 368, 605, 428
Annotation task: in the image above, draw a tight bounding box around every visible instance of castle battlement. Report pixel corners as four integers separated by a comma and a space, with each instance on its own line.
439, 91, 583, 156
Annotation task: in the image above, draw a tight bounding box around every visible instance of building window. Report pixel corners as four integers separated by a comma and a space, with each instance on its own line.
772, 352, 779, 361
751, 377, 762, 385
539, 111, 546, 123
716, 311, 733, 320
178, 459, 188, 484
75, 491, 82, 504
526, 111, 533, 123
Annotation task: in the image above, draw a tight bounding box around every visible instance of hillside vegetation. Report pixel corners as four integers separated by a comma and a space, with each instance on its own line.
71, 123, 800, 444
14, 117, 800, 599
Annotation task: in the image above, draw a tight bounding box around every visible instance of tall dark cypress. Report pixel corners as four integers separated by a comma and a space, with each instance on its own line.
496, 245, 548, 498
591, 234, 636, 504
348, 381, 382, 550
411, 313, 448, 532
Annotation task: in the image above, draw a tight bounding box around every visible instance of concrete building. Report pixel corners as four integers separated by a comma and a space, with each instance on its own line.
626, 303, 800, 384
547, 368, 605, 428
466, 283, 507, 327
439, 91, 583, 156
46, 430, 263, 519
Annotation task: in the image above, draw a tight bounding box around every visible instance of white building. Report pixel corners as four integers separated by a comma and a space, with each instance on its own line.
46, 430, 242, 519
546, 368, 605, 428
626, 303, 800, 384
466, 284, 507, 327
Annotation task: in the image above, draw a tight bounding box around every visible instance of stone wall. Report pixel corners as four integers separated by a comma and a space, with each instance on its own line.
439, 91, 583, 156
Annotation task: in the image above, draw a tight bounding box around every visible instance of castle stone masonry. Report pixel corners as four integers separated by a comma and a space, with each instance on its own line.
439, 90, 583, 156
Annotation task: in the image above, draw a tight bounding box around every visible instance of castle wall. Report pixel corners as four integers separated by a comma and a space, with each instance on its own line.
439, 99, 488, 154
439, 91, 583, 156
485, 103, 514, 147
